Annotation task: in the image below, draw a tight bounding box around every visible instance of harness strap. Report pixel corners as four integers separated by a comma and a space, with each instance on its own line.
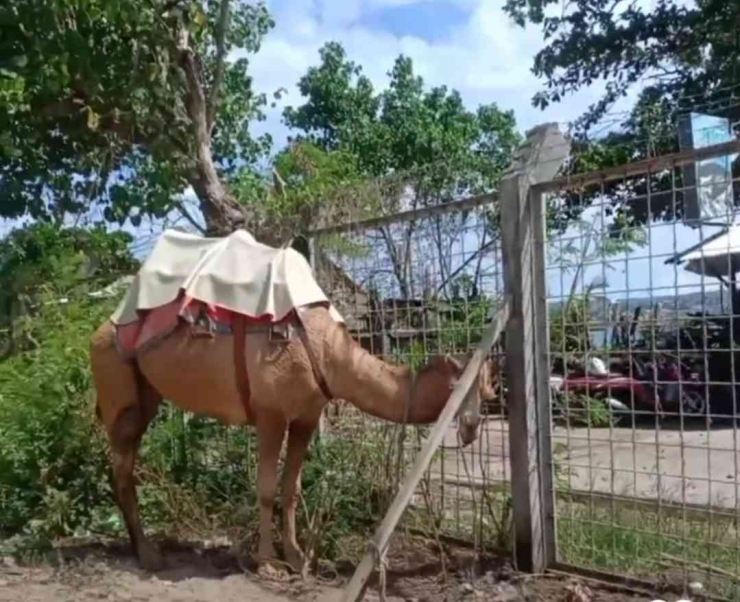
232, 313, 255, 423
295, 308, 334, 401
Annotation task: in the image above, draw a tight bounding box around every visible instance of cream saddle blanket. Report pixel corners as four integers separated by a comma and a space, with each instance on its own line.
110, 229, 342, 356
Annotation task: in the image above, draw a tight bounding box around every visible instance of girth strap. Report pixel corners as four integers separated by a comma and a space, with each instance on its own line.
295, 308, 334, 401
232, 313, 255, 423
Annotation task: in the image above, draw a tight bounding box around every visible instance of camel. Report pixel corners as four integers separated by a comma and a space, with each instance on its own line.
90, 303, 496, 573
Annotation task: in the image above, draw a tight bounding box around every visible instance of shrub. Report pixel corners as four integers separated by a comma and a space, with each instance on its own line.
0, 291, 118, 539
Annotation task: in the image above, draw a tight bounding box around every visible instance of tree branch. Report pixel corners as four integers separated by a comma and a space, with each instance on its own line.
175, 200, 207, 234
272, 167, 287, 199
435, 235, 499, 295
380, 225, 409, 298
207, 0, 231, 133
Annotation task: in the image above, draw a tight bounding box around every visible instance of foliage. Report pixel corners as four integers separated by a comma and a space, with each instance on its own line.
0, 225, 139, 537
234, 141, 374, 241
283, 42, 380, 154
439, 294, 493, 355
0, 222, 137, 298
558, 496, 740, 599
552, 393, 612, 428
550, 297, 594, 359
505, 0, 740, 230
0, 0, 274, 231
503, 0, 740, 130
298, 434, 392, 561
285, 42, 521, 194
0, 223, 138, 358
0, 290, 118, 537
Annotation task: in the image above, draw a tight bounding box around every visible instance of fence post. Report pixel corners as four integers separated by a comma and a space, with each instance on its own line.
500, 123, 570, 572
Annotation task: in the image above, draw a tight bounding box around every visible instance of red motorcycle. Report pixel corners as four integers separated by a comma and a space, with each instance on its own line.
550, 355, 707, 421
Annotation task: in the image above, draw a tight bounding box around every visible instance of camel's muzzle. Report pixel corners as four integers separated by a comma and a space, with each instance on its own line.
457, 413, 481, 447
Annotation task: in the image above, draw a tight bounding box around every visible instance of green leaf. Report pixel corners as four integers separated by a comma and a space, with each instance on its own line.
86, 108, 99, 131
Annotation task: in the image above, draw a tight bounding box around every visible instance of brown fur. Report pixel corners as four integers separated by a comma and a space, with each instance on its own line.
90, 305, 494, 572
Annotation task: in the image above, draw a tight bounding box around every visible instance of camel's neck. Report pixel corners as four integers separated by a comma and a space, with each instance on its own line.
315, 314, 437, 424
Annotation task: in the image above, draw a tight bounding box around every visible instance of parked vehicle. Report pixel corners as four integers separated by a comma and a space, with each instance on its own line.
550, 354, 708, 421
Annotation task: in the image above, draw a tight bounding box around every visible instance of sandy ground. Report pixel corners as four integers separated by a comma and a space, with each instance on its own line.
0, 543, 343, 602
0, 538, 694, 602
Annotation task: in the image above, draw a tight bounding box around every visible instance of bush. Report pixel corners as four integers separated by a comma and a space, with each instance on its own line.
0, 292, 118, 539
552, 392, 612, 428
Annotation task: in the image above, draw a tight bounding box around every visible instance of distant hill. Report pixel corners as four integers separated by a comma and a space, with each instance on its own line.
549, 289, 728, 319
615, 289, 725, 315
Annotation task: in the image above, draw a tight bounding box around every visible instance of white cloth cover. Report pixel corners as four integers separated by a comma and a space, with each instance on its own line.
111, 229, 343, 325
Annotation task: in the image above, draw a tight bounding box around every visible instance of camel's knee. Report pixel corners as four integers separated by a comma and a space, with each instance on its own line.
110, 405, 147, 452
283, 481, 301, 509
259, 485, 278, 510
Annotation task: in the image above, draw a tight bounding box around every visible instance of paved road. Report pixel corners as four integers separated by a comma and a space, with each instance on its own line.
430, 418, 740, 510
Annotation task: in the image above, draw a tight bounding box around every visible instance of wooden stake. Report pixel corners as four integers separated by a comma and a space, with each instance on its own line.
340, 298, 511, 602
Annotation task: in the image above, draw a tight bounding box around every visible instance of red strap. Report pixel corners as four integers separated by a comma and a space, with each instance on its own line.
232, 313, 254, 423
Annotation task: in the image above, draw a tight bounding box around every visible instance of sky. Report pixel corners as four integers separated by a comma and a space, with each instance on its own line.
244, 0, 640, 150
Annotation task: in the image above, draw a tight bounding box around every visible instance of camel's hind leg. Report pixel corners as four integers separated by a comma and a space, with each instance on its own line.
90, 324, 162, 570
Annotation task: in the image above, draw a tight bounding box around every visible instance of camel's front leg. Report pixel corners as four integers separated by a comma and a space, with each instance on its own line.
281, 420, 316, 572
255, 411, 287, 562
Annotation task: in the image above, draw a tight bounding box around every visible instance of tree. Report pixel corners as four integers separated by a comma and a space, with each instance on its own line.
504, 0, 740, 133
283, 42, 521, 298
0, 0, 274, 235
284, 43, 520, 182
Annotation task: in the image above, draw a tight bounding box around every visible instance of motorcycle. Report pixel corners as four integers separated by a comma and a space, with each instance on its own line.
550, 354, 707, 421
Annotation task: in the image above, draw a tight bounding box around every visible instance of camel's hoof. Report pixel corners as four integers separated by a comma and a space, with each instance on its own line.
257, 559, 287, 580
137, 541, 165, 572
284, 547, 306, 574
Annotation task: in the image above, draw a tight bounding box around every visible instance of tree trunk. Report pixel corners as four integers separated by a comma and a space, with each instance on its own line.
188, 147, 245, 236
177, 23, 256, 238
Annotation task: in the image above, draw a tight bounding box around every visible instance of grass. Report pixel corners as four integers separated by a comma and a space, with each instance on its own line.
557, 492, 740, 599
407, 475, 740, 600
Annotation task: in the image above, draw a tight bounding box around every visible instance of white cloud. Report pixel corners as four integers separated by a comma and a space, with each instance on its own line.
246, 0, 638, 153
367, 0, 434, 6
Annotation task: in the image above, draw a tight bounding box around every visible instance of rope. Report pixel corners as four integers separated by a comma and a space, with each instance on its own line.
367, 539, 389, 602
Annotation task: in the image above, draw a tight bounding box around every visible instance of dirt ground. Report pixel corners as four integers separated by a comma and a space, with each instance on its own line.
0, 536, 694, 602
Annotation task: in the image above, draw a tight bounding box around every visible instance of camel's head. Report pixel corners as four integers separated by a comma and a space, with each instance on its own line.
414, 354, 500, 448
453, 354, 500, 447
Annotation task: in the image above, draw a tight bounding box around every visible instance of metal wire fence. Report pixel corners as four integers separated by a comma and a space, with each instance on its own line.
309, 192, 514, 553
309, 123, 740, 599
539, 132, 740, 599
